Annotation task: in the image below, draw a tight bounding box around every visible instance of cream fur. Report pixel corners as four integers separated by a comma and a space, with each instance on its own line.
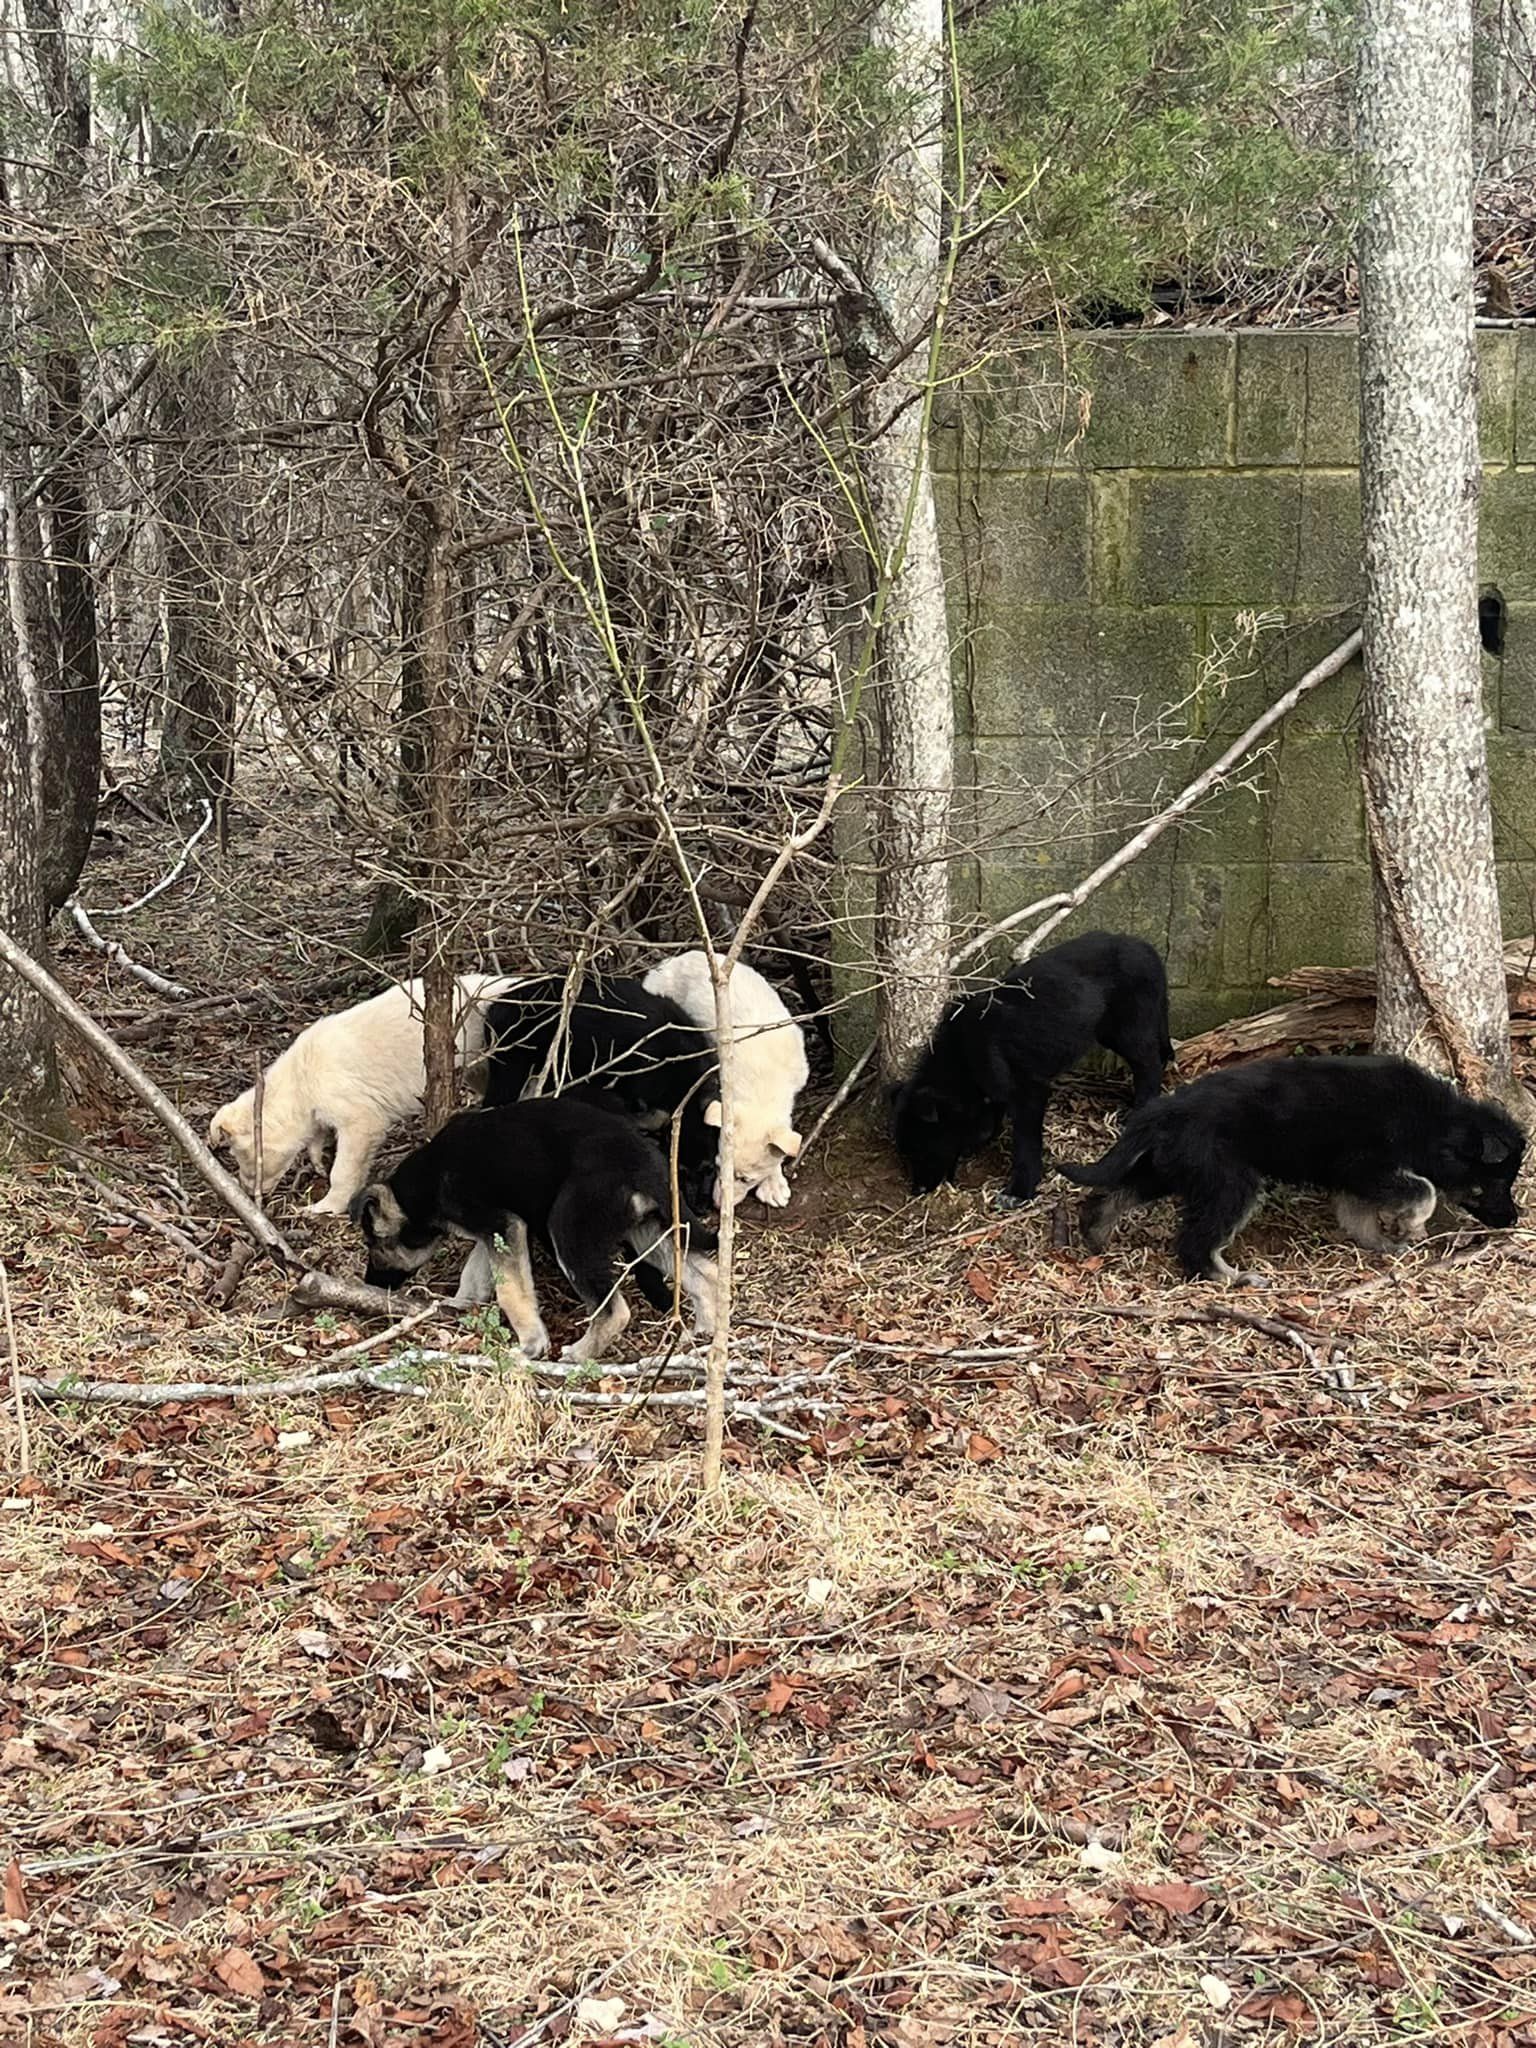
642, 950, 809, 1206
208, 974, 515, 1214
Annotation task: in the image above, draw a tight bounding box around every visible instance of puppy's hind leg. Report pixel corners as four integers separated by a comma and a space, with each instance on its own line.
997, 1079, 1051, 1209
1174, 1170, 1265, 1285
488, 1218, 551, 1358
450, 1239, 495, 1308
548, 1189, 630, 1363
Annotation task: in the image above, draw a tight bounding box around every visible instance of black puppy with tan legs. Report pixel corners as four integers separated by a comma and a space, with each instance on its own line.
1062, 1053, 1524, 1285
350, 1096, 718, 1361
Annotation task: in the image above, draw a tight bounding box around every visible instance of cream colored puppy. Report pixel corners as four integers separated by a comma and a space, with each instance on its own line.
209, 974, 513, 1214
641, 950, 809, 1206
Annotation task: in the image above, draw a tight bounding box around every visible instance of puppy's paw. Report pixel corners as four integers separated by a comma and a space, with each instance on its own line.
754, 1176, 791, 1209
517, 1323, 552, 1361
993, 1187, 1035, 1212
305, 1196, 347, 1218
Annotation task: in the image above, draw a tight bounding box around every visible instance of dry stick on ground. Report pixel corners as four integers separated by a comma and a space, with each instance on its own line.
1, 1259, 29, 1476
63, 901, 192, 1000
0, 926, 297, 1265
18, 1361, 434, 1406
798, 628, 1367, 1160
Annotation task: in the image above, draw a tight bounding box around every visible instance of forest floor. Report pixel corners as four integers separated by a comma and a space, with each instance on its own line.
3, 776, 1536, 2048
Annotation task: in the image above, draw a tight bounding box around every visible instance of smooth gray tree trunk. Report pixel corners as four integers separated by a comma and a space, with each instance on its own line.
0, 531, 61, 1130
1357, 0, 1521, 1108
858, 0, 954, 1084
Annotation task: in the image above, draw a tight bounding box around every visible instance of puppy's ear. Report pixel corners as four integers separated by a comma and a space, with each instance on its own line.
1482, 1125, 1518, 1167
703, 1099, 724, 1129
774, 1126, 803, 1160
349, 1184, 390, 1231
208, 1110, 229, 1146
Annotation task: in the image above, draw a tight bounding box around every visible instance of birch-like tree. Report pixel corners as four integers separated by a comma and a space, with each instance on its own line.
1357, 0, 1524, 1110
835, 0, 954, 1086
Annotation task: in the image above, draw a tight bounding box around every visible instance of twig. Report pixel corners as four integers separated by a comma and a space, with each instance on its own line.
798, 1041, 875, 1163
16, 1359, 431, 1406
1, 1259, 28, 1477
90, 799, 213, 918
63, 901, 192, 999
1475, 1898, 1534, 1948
0, 925, 295, 1264
956, 627, 1365, 968
99, 1202, 217, 1272
211, 1239, 254, 1310
114, 994, 250, 1044
320, 1304, 443, 1363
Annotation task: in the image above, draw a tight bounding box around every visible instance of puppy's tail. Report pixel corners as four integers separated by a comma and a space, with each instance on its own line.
1058, 1128, 1151, 1188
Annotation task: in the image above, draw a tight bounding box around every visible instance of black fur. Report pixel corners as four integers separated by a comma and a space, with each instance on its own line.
891, 931, 1173, 1202
352, 1097, 717, 1318
1061, 1053, 1525, 1283
483, 975, 717, 1198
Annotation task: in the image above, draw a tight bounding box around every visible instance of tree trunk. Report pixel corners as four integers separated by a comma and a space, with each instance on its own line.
360, 515, 431, 959
1357, 0, 1521, 1109
157, 342, 236, 829
39, 351, 102, 909
0, 535, 61, 1133
822, 0, 953, 1084
17, 0, 102, 909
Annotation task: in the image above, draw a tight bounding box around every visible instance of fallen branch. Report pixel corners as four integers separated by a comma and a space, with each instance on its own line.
64, 901, 192, 1000
115, 994, 251, 1044
2, 1259, 28, 1477
89, 799, 214, 919
18, 1359, 432, 1406
210, 1240, 254, 1310
286, 1270, 429, 1319
0, 925, 295, 1265
956, 627, 1364, 969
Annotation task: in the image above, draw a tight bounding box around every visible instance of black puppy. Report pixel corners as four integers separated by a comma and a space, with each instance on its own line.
891, 931, 1172, 1203
483, 974, 718, 1200
1061, 1053, 1525, 1285
351, 1096, 719, 1361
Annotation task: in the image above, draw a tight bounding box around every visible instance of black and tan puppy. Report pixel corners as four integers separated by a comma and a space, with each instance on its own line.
1061, 1053, 1524, 1284
892, 931, 1173, 1204
351, 1096, 718, 1361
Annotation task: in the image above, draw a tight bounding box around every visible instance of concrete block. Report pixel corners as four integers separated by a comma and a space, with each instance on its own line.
1123, 474, 1302, 606
1480, 471, 1536, 600
1298, 474, 1363, 606
1173, 987, 1274, 1037
1236, 333, 1308, 465
1268, 732, 1365, 861
1302, 334, 1360, 464
1480, 330, 1517, 466
1498, 602, 1536, 731
1516, 332, 1536, 464
1075, 335, 1232, 469
937, 469, 1092, 607
1489, 735, 1536, 860
1268, 862, 1376, 968
1498, 862, 1536, 934
969, 606, 1200, 737
1168, 863, 1270, 988
1170, 768, 1274, 863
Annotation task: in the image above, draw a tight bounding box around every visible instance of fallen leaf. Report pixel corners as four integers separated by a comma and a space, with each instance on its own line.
421, 1744, 452, 1775
965, 1431, 1001, 1463
1201, 1972, 1233, 2009
1001, 1893, 1070, 1919
1483, 1792, 1520, 1844
212, 1947, 265, 1999
1079, 1840, 1121, 1873
1127, 1878, 1208, 1916
964, 1264, 997, 1304
2, 1859, 26, 1925
1038, 1669, 1086, 1710
276, 1430, 313, 1453
574, 1994, 626, 2033
917, 1805, 983, 1831
805, 1577, 834, 1609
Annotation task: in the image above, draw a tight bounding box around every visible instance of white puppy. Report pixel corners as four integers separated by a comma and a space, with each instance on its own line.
209, 975, 513, 1215
642, 950, 809, 1206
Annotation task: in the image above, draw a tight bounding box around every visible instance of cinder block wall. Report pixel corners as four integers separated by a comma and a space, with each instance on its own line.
900, 329, 1535, 1037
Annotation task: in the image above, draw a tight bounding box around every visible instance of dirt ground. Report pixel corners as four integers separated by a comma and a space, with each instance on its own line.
4, 782, 1536, 2048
